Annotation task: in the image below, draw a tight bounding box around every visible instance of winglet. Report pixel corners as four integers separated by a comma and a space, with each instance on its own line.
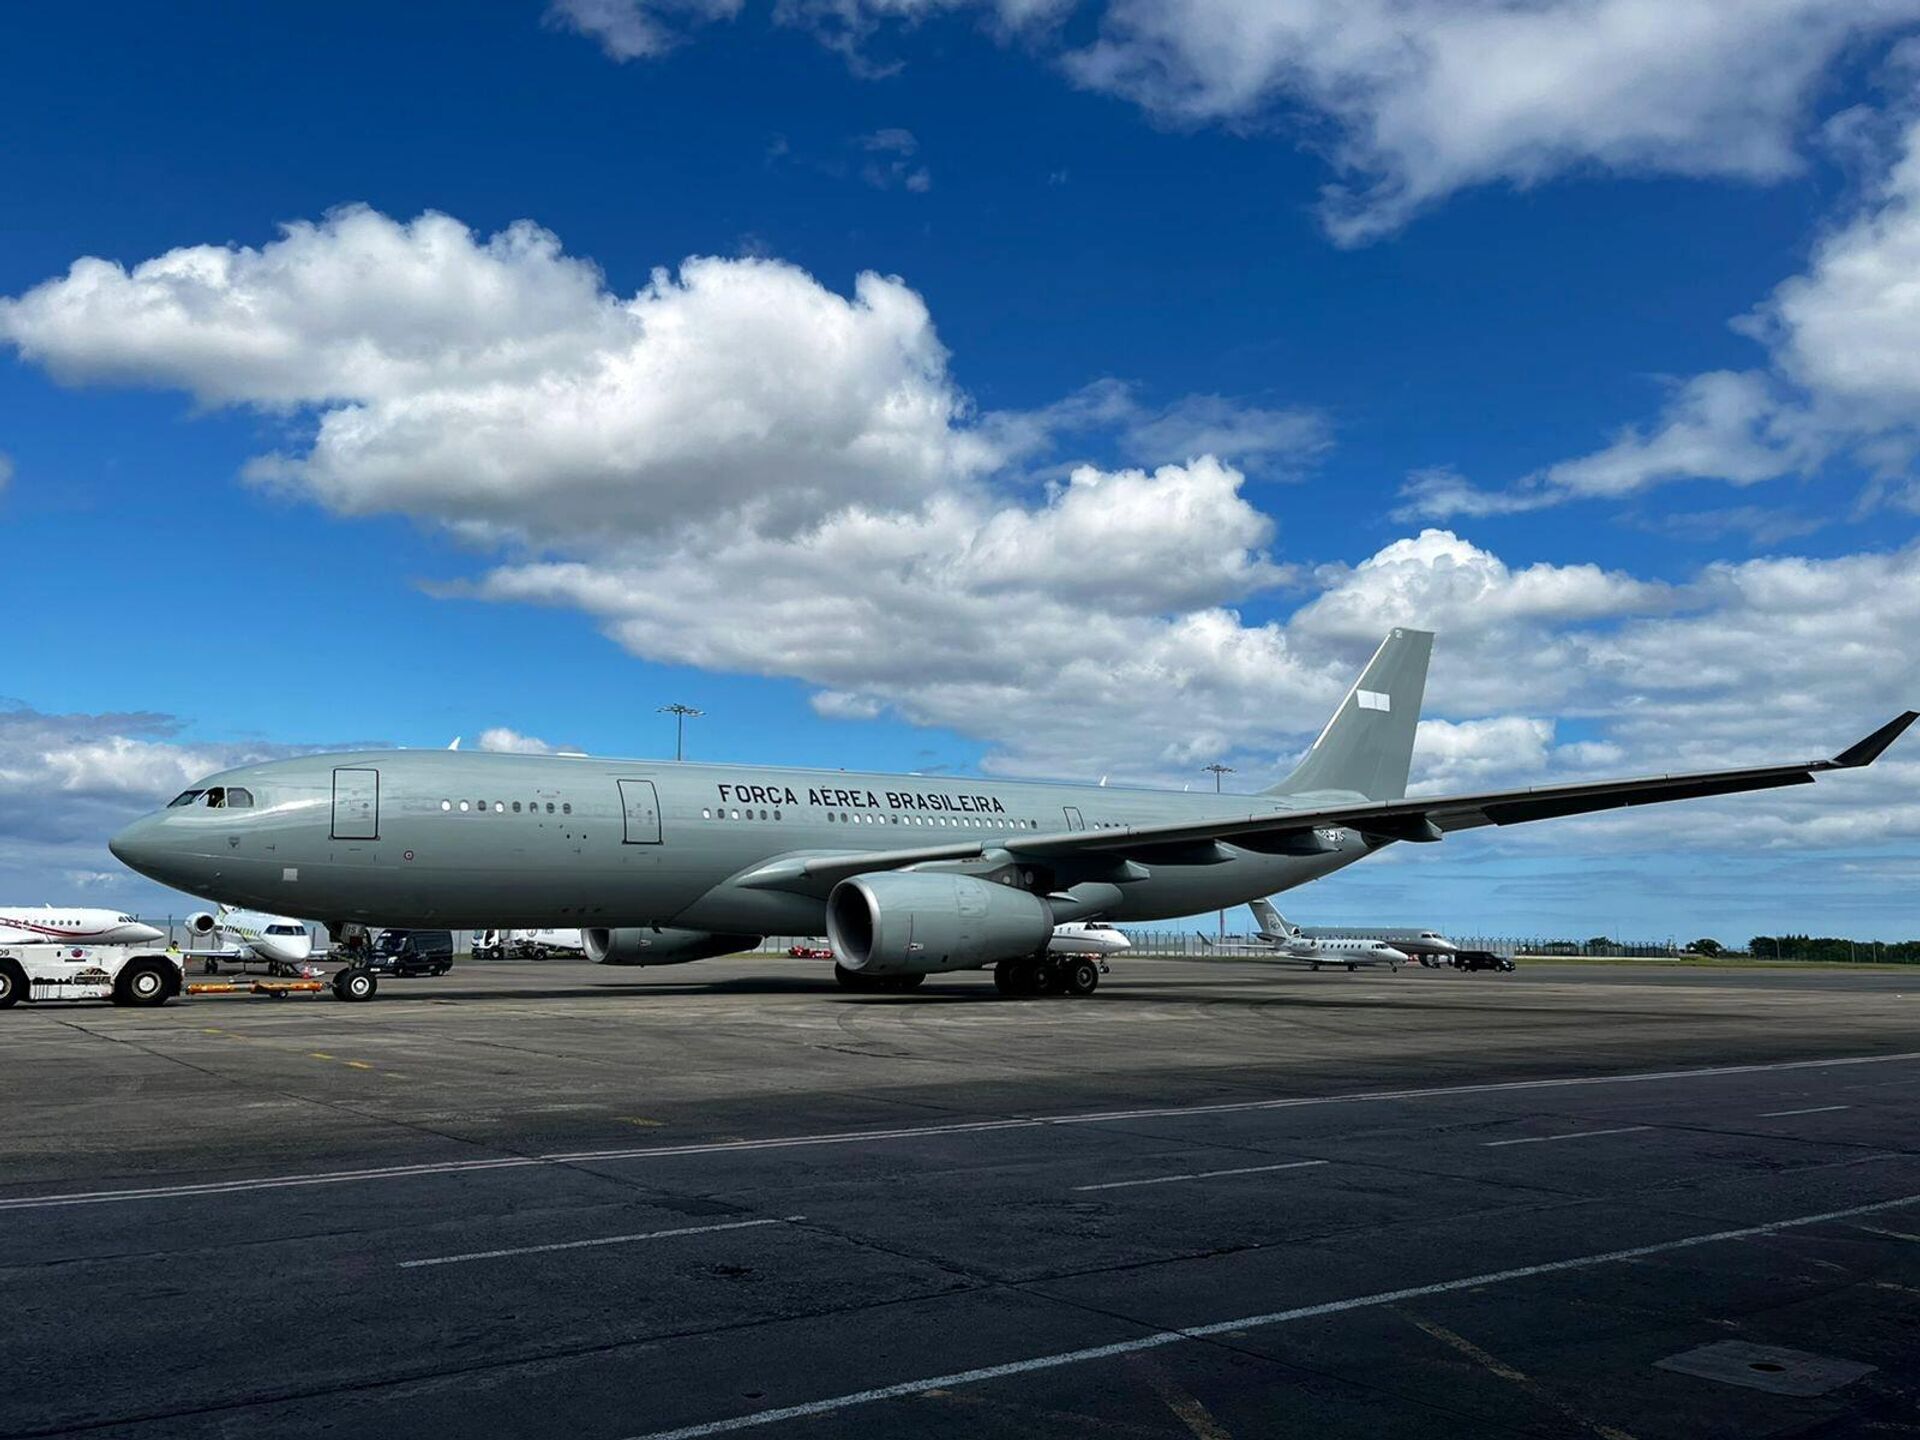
1831, 711, 1919, 769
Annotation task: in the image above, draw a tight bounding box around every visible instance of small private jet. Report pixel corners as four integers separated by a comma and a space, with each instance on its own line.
1202, 899, 1411, 971
186, 906, 316, 974
0, 906, 164, 947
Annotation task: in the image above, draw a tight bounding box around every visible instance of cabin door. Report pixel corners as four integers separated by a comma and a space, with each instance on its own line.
618, 779, 663, 844
331, 768, 379, 840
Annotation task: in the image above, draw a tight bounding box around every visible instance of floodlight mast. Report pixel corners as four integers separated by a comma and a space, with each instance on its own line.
658, 704, 704, 762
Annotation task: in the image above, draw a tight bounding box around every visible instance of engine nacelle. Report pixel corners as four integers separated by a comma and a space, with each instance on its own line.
583, 927, 760, 966
827, 871, 1052, 975
186, 911, 219, 936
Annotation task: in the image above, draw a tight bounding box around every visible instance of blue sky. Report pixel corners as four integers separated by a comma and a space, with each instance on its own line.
3, 1, 1918, 942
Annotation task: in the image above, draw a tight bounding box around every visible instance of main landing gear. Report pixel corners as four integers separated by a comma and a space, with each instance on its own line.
992, 954, 1100, 998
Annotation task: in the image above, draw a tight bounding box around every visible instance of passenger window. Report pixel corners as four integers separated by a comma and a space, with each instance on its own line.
512, 802, 521, 813
702, 808, 711, 819
562, 803, 572, 814
459, 801, 470, 812
441, 800, 451, 811
494, 802, 504, 813
773, 809, 782, 821
545, 802, 555, 813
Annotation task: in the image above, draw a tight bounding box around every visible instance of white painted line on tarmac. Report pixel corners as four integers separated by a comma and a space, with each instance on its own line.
6, 1049, 1916, 1213
621, 1189, 1920, 1440
1484, 1126, 1652, 1148
1074, 1160, 1327, 1192
1760, 1105, 1852, 1117
400, 1216, 798, 1269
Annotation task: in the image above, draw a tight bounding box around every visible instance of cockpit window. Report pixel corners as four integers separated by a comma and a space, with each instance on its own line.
225, 787, 254, 808
205, 787, 227, 808
168, 790, 205, 808
265, 924, 304, 935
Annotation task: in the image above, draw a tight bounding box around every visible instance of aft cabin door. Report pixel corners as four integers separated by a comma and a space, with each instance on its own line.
618, 779, 662, 844
331, 767, 379, 840
1063, 806, 1085, 831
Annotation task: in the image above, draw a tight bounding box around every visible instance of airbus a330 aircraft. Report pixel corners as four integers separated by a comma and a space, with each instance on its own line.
0, 907, 163, 946
108, 630, 1916, 998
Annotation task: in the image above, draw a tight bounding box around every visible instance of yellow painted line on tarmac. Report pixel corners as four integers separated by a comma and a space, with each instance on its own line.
1404, 1315, 1637, 1440
622, 1117, 666, 1128
344, 1060, 374, 1070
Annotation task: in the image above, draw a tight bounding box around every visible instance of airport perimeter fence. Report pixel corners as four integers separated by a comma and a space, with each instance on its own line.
121, 919, 1920, 964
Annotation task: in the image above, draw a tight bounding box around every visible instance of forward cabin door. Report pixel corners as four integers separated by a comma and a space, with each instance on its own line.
618, 779, 662, 844
331, 768, 379, 840
1063, 805, 1086, 831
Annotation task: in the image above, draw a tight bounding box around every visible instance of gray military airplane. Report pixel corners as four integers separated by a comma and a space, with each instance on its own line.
108, 629, 1916, 998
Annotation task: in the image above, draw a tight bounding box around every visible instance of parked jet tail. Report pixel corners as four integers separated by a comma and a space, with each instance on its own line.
1268, 628, 1433, 802
1248, 898, 1295, 940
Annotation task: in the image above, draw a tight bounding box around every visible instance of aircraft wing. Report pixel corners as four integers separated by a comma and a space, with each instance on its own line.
732, 712, 1915, 892
1003, 711, 1917, 857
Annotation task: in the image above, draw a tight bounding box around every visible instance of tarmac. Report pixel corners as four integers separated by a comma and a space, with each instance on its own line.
4, 954, 1919, 1439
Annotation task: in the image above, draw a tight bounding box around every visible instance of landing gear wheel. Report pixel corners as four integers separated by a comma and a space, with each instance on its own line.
993, 961, 1018, 996
333, 967, 377, 1002
1034, 963, 1065, 997
1346, 962, 1358, 972
113, 959, 173, 1008
0, 958, 24, 1009
1065, 959, 1100, 996
203, 956, 220, 975
1310, 961, 1321, 972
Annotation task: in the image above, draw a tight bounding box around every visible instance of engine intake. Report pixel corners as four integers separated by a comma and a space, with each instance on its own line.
827, 871, 1052, 975
583, 927, 760, 966
185, 911, 218, 936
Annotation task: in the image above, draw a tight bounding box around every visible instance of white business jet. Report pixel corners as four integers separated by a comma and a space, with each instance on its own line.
0, 906, 164, 946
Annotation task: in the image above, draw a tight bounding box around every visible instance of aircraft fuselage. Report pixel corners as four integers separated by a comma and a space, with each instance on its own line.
110, 751, 1369, 934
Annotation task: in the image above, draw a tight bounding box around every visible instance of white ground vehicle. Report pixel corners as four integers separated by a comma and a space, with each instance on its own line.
0, 943, 183, 1008
0, 942, 378, 1006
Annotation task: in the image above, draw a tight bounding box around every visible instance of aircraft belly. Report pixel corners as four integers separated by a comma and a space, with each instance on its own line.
1109, 849, 1360, 923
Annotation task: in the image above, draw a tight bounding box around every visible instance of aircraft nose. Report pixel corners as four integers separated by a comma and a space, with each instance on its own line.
108, 816, 167, 879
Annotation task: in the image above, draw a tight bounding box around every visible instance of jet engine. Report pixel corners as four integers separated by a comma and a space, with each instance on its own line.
583, 927, 761, 966
827, 871, 1052, 976
185, 912, 219, 936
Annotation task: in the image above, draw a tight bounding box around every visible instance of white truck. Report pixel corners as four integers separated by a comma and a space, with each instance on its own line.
0, 942, 380, 1006
0, 943, 183, 1008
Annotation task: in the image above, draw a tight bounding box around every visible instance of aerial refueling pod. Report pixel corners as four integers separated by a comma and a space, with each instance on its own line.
583, 927, 760, 966
185, 912, 219, 936
827, 871, 1052, 976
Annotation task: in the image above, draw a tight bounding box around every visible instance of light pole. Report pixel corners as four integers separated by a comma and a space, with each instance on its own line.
1204, 763, 1233, 942
658, 703, 704, 762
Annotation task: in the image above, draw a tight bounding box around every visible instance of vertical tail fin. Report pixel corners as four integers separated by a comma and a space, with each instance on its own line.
1249, 898, 1294, 940
1268, 629, 1433, 801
